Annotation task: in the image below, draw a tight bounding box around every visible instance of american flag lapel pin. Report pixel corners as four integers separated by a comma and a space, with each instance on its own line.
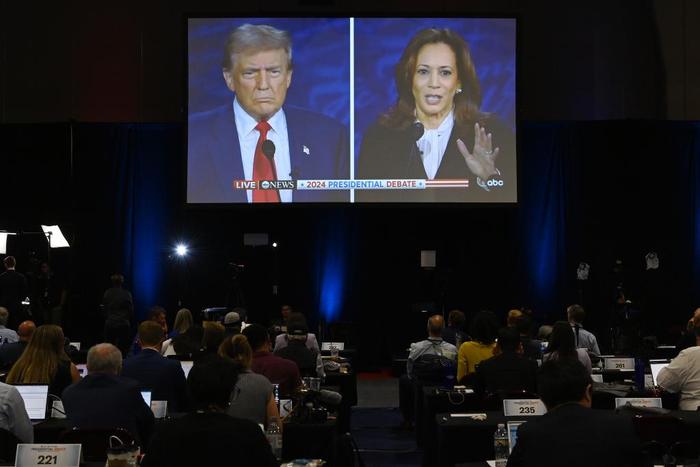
302, 145, 310, 155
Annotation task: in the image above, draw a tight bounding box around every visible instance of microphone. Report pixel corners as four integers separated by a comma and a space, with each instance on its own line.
262, 140, 276, 162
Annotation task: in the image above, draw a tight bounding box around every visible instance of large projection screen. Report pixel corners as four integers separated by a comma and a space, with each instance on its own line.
187, 17, 516, 204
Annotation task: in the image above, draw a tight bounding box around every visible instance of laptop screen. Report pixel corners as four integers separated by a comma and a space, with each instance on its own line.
180, 361, 194, 378
140, 391, 152, 407
650, 363, 669, 386
15, 385, 49, 420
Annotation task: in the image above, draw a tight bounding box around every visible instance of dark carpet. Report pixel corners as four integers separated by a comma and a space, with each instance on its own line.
351, 407, 422, 466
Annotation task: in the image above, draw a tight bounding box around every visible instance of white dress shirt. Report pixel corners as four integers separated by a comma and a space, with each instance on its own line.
233, 99, 293, 202
416, 109, 454, 180
657, 345, 700, 410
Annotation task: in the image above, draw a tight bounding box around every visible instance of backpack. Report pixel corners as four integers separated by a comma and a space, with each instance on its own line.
412, 353, 456, 384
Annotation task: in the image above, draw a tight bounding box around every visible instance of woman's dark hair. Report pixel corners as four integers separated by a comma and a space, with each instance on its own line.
538, 359, 592, 409
187, 357, 238, 411
469, 310, 499, 345
546, 321, 578, 359
381, 28, 484, 129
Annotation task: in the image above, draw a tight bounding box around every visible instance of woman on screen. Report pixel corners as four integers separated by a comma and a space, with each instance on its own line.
356, 28, 515, 202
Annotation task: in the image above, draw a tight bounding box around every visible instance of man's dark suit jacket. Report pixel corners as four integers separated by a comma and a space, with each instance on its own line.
122, 348, 188, 412
62, 373, 155, 445
141, 412, 277, 467
187, 104, 349, 203
506, 403, 644, 467
473, 352, 538, 397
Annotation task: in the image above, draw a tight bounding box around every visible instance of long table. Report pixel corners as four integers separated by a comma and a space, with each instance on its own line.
433, 410, 700, 467
34, 416, 338, 464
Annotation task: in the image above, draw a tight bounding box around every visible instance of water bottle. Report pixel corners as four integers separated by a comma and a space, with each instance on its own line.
494, 423, 509, 467
266, 417, 283, 460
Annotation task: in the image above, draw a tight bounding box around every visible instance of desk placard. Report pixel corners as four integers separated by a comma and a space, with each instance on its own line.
591, 374, 604, 383
604, 357, 635, 370
503, 399, 546, 417
15, 444, 81, 467
614, 397, 662, 409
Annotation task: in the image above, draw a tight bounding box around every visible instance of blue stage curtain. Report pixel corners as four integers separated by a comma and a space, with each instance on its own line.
73, 124, 180, 321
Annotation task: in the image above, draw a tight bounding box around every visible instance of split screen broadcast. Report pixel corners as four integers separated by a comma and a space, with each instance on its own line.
187, 18, 516, 204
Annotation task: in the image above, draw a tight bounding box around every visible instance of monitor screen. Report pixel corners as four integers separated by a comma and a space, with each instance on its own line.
15, 385, 49, 420
187, 17, 517, 204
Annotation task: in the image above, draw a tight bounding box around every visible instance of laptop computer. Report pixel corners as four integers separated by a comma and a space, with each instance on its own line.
15, 384, 49, 421
650, 362, 670, 386
180, 361, 194, 378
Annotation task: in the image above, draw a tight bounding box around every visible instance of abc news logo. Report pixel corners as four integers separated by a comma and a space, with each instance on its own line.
233, 180, 297, 190
486, 178, 504, 187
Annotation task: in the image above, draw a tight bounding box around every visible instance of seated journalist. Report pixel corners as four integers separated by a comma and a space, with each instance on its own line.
506, 359, 644, 467
357, 27, 515, 202
473, 327, 537, 397
188, 23, 349, 203
62, 343, 154, 446
142, 356, 277, 467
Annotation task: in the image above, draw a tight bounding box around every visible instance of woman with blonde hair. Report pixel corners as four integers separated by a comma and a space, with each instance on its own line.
219, 334, 281, 429
161, 308, 194, 356
7, 325, 80, 396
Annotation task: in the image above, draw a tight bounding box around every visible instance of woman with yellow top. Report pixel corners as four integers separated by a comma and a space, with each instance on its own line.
457, 310, 499, 384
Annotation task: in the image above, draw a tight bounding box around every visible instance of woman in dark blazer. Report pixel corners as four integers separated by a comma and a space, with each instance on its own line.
356, 28, 515, 202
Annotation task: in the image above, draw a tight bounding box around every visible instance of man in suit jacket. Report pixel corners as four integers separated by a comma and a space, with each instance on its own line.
0, 256, 28, 328
473, 327, 538, 397
0, 320, 34, 370
63, 343, 154, 445
122, 321, 188, 412
188, 24, 349, 204
506, 359, 644, 467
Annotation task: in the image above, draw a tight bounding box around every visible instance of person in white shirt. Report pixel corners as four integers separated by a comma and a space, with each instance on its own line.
0, 382, 33, 442
0, 308, 19, 346
657, 326, 700, 410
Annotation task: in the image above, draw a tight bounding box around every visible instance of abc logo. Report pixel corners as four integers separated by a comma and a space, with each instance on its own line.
487, 179, 504, 187
261, 181, 270, 189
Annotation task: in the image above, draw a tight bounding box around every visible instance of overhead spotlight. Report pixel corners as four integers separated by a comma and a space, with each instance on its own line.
175, 244, 188, 257
272, 242, 278, 248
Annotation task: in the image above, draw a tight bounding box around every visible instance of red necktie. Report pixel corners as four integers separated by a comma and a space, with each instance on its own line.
252, 120, 279, 203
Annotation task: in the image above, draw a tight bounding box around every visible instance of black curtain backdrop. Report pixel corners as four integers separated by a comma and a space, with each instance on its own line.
2, 121, 700, 366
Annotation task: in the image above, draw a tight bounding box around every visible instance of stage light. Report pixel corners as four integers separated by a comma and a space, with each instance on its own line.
272, 242, 278, 248
175, 244, 188, 257
0, 231, 17, 255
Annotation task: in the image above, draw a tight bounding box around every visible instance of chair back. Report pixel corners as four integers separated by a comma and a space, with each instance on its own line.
58, 427, 135, 462
632, 414, 683, 447
0, 428, 21, 463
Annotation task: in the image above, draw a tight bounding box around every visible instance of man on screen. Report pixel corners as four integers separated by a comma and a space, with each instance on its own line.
188, 24, 349, 203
